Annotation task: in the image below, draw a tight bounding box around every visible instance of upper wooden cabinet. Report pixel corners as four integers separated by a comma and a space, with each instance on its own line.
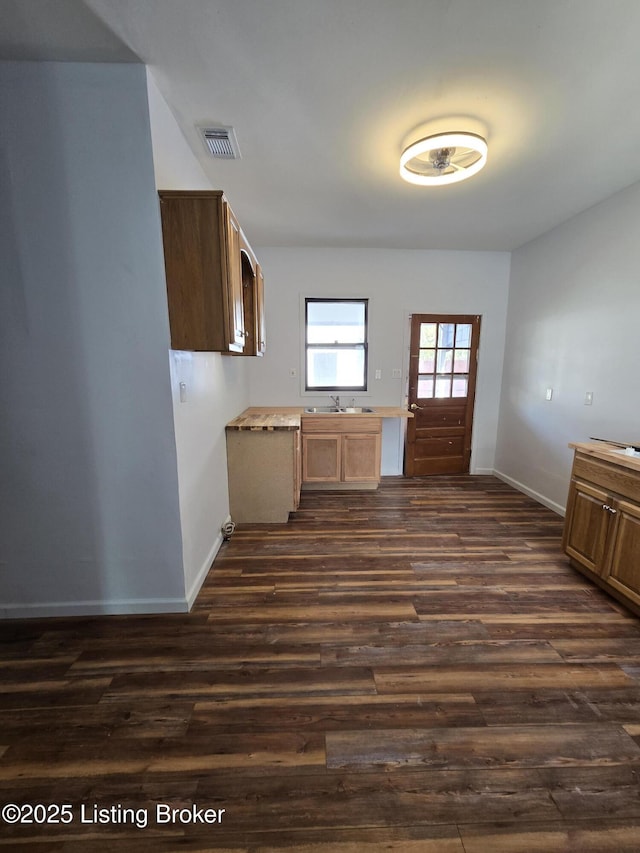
239, 233, 266, 357
158, 190, 264, 354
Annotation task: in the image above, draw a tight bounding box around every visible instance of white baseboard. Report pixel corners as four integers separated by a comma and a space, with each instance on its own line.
184, 516, 229, 610
493, 469, 565, 516
0, 597, 190, 620
0, 516, 232, 621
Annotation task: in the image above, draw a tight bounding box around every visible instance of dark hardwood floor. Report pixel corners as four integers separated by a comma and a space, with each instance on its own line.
2, 475, 640, 851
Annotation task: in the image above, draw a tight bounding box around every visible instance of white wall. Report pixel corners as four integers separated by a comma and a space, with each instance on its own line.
495, 180, 640, 513
146, 72, 251, 604
0, 62, 186, 616
249, 248, 511, 474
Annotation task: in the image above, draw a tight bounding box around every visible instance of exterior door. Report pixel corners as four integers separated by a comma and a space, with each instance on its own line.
405, 314, 480, 476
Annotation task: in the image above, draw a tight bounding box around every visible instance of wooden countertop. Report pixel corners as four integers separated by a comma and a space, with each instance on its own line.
226, 410, 301, 431
226, 406, 413, 431
570, 441, 640, 473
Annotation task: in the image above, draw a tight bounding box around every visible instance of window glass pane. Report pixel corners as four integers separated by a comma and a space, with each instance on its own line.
438, 323, 455, 349
453, 349, 470, 372
435, 375, 452, 397
420, 323, 437, 347
455, 324, 472, 347
307, 301, 366, 344
452, 377, 468, 397
437, 349, 453, 373
307, 347, 365, 388
419, 349, 435, 373
417, 376, 434, 398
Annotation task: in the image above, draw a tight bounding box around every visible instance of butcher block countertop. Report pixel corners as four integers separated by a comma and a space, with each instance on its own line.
569, 440, 640, 473
226, 410, 301, 431
226, 406, 412, 431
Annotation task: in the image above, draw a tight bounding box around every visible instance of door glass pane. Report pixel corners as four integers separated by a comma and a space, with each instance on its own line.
435, 375, 451, 397
417, 376, 434, 398
437, 349, 453, 373
453, 349, 470, 372
438, 323, 455, 349
420, 323, 437, 347
452, 377, 468, 397
455, 324, 472, 347
419, 349, 435, 373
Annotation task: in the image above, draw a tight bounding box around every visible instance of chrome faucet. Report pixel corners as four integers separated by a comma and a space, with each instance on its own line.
330, 395, 341, 407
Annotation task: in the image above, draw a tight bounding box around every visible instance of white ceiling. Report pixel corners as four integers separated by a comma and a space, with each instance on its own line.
4, 0, 640, 250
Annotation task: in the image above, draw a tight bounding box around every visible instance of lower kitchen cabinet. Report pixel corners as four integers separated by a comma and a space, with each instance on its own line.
563, 443, 640, 615
302, 416, 382, 488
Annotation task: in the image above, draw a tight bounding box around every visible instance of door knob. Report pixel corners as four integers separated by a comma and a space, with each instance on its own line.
410, 403, 423, 410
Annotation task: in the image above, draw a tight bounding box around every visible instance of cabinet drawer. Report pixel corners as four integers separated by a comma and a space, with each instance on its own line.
302, 416, 381, 434
573, 453, 640, 503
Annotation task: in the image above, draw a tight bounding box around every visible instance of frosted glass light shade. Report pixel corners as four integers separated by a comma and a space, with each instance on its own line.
400, 131, 488, 186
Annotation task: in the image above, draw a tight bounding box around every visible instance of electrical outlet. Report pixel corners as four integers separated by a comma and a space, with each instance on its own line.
545, 388, 553, 401
584, 391, 593, 405
392, 369, 402, 379
375, 369, 382, 380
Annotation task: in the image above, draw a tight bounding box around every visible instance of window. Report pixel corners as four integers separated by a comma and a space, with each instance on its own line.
305, 298, 368, 391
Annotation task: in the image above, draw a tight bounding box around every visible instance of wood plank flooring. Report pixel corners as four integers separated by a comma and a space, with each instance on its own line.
2, 475, 640, 851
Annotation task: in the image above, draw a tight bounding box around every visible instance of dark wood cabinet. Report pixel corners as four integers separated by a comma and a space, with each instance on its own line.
563, 443, 640, 615
158, 190, 264, 354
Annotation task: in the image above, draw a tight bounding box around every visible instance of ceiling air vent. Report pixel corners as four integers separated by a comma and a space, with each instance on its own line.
199, 126, 241, 159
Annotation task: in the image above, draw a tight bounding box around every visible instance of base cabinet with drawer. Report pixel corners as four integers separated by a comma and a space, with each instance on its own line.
302, 416, 382, 488
563, 443, 640, 615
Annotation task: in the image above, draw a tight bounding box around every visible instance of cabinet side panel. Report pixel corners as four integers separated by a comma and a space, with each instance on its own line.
226, 431, 296, 523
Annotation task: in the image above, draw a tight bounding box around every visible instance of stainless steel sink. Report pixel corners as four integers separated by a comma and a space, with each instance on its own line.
304, 406, 376, 414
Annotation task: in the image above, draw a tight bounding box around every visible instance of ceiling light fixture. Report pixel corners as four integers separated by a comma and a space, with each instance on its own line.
400, 131, 487, 186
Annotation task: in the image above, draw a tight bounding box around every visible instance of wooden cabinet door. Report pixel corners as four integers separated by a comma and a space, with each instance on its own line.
237, 242, 266, 357
302, 434, 341, 482
255, 264, 266, 356
563, 479, 611, 576
603, 499, 640, 607
342, 434, 381, 482
224, 203, 246, 351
